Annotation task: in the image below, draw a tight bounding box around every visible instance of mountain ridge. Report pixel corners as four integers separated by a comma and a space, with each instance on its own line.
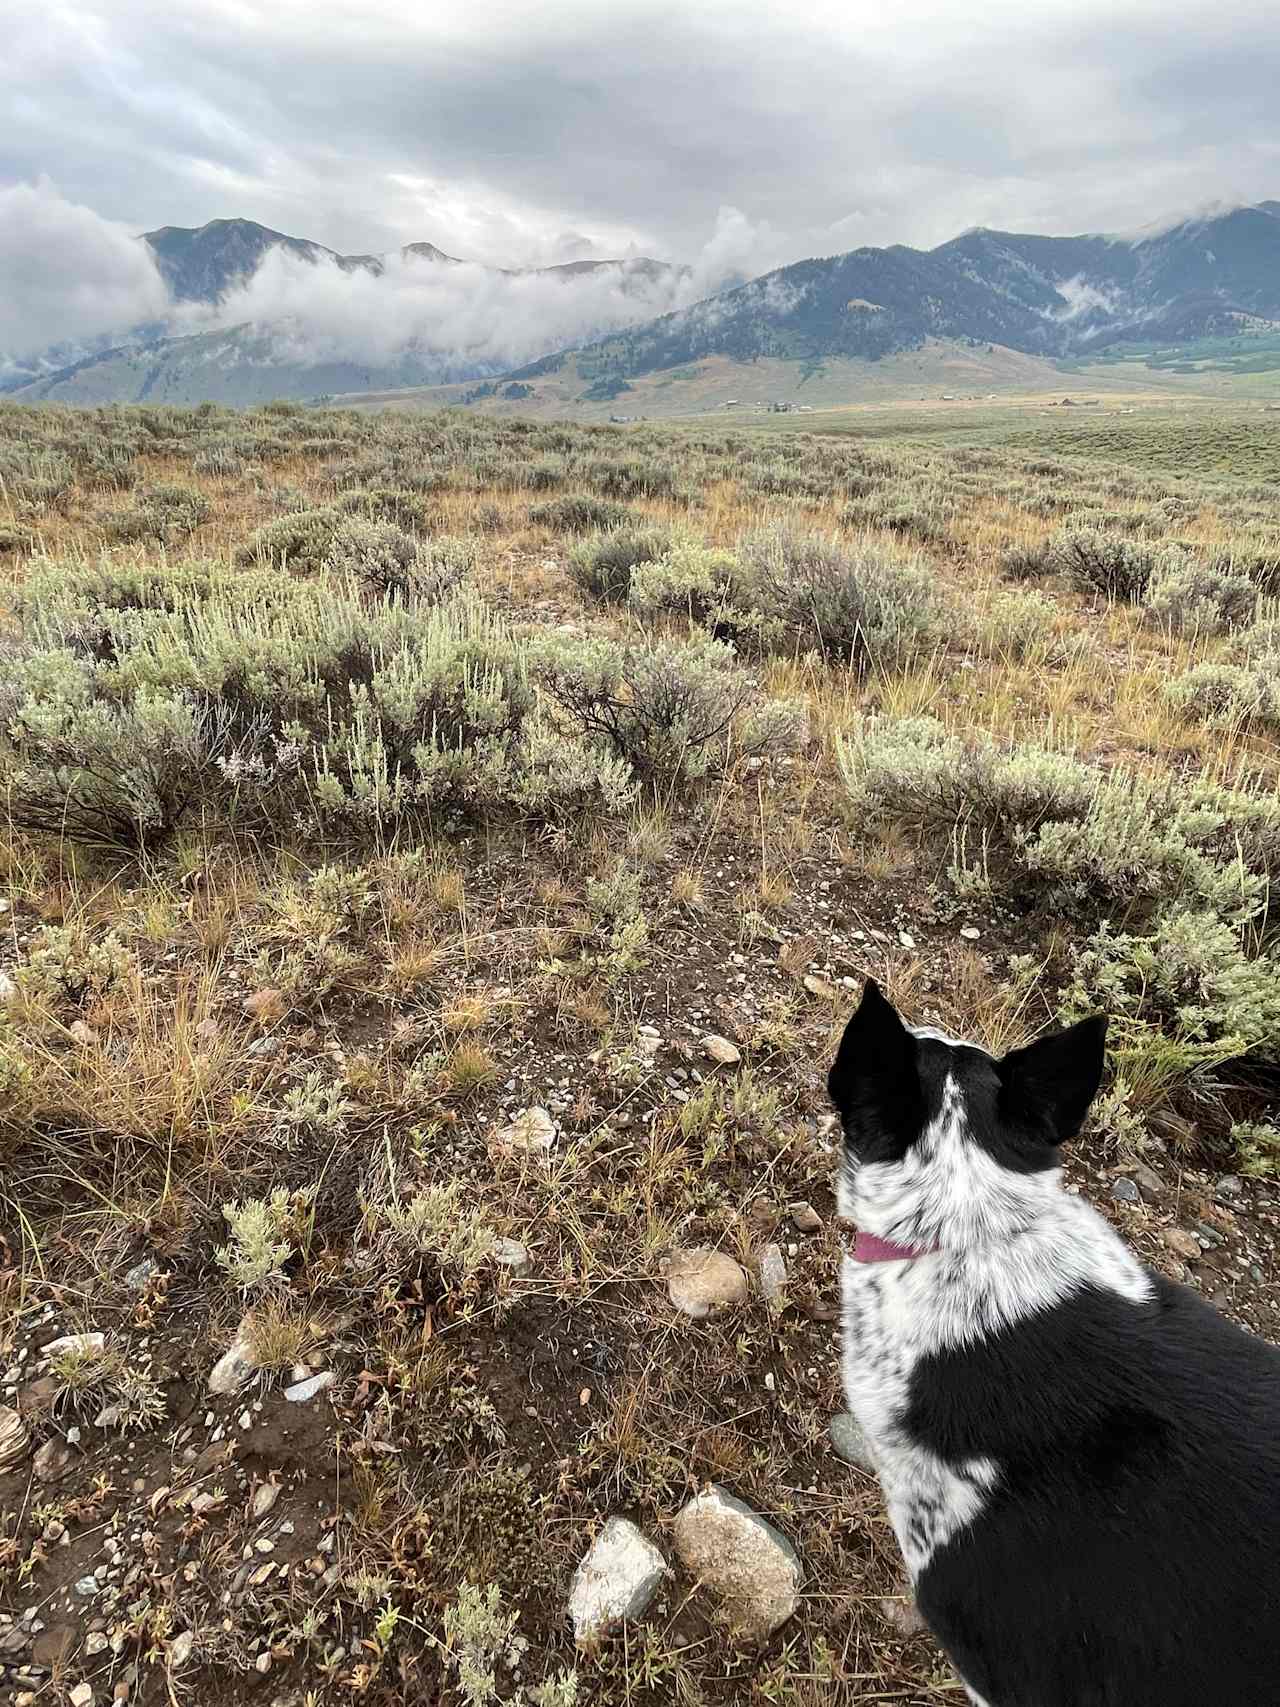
9, 202, 1280, 407
513, 201, 1280, 389
138, 216, 682, 304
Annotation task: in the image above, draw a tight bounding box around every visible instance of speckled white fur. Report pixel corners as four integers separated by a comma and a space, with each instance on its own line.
839, 1037, 1152, 1581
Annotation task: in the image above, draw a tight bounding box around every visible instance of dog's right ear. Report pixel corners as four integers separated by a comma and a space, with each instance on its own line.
828, 979, 924, 1146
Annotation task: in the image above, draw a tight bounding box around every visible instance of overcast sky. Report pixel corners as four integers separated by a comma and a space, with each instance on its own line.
5, 0, 1280, 267
2, 0, 1279, 366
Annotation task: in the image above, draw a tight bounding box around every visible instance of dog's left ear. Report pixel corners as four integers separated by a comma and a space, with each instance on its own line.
828, 979, 924, 1143
998, 1015, 1108, 1145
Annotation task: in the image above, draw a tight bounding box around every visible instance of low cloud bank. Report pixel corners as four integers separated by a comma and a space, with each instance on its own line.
2, 183, 777, 381
0, 181, 168, 367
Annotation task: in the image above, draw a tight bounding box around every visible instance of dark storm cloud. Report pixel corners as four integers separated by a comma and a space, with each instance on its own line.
2, 0, 1278, 357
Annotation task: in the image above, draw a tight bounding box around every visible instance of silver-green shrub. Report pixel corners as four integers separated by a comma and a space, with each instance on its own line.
734, 522, 941, 667
536, 631, 805, 785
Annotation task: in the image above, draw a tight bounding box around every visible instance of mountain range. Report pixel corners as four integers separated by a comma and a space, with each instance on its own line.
515, 202, 1280, 385
3, 218, 689, 405
8, 203, 1280, 409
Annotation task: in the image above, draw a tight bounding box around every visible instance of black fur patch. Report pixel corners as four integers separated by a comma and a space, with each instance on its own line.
908, 1277, 1280, 1706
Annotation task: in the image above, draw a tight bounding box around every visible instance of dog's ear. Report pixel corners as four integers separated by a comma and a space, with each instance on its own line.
998, 1015, 1108, 1146
828, 979, 924, 1145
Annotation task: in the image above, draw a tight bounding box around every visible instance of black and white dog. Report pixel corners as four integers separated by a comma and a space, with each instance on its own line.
831, 980, 1280, 1707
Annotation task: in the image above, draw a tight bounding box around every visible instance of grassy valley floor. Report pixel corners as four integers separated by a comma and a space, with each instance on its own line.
0, 400, 1278, 1705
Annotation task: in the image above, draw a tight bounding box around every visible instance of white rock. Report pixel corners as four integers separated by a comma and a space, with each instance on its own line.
700, 1034, 741, 1066
495, 1106, 557, 1153
829, 1412, 877, 1472
492, 1238, 532, 1278
959, 926, 981, 941
284, 1371, 335, 1403
757, 1243, 788, 1310
0, 970, 16, 1004
32, 1437, 76, 1484
167, 1631, 195, 1669
69, 1685, 94, 1707
251, 1483, 281, 1519
84, 1632, 110, 1656
0, 1405, 30, 1473
208, 1329, 259, 1397
665, 1248, 749, 1319
43, 1333, 105, 1361
568, 1517, 667, 1640
671, 1485, 802, 1641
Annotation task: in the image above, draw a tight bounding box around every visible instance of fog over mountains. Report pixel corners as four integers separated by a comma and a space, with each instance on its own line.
5, 188, 1280, 407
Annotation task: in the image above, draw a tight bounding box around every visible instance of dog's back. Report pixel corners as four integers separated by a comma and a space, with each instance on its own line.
912, 1272, 1280, 1706
831, 981, 1280, 1707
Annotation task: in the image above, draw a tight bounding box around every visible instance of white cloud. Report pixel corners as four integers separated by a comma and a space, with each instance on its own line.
0, 180, 167, 361
169, 211, 771, 373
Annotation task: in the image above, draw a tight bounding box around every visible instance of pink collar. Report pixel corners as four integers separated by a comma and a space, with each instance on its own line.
852, 1231, 940, 1263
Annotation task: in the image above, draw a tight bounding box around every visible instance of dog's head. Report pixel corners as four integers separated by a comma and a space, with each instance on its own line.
828, 980, 1107, 1248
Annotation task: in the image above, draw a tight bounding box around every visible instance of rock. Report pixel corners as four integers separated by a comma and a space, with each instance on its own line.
168, 1632, 195, 1670
251, 1483, 281, 1519
0, 1626, 29, 1656
43, 1332, 105, 1361
700, 1034, 741, 1066
124, 1257, 159, 1291
1215, 1175, 1244, 1201
757, 1243, 788, 1310
69, 1685, 94, 1707
0, 969, 17, 1003
1161, 1227, 1202, 1261
1110, 1177, 1141, 1204
255, 1653, 272, 1674
788, 1201, 823, 1235
1131, 1161, 1164, 1196
0, 1405, 31, 1472
68, 1020, 98, 1047
32, 1437, 76, 1484
208, 1328, 259, 1396
492, 1238, 532, 1278
568, 1517, 667, 1640
284, 1371, 335, 1404
665, 1249, 749, 1319
898, 932, 916, 950
671, 1485, 802, 1641
829, 1412, 877, 1472
802, 974, 838, 1000
85, 1632, 110, 1657
495, 1106, 557, 1153
959, 926, 981, 941
879, 1592, 928, 1635
74, 1574, 100, 1598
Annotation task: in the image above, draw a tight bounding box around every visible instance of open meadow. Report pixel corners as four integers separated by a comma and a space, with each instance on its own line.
0, 399, 1278, 1706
